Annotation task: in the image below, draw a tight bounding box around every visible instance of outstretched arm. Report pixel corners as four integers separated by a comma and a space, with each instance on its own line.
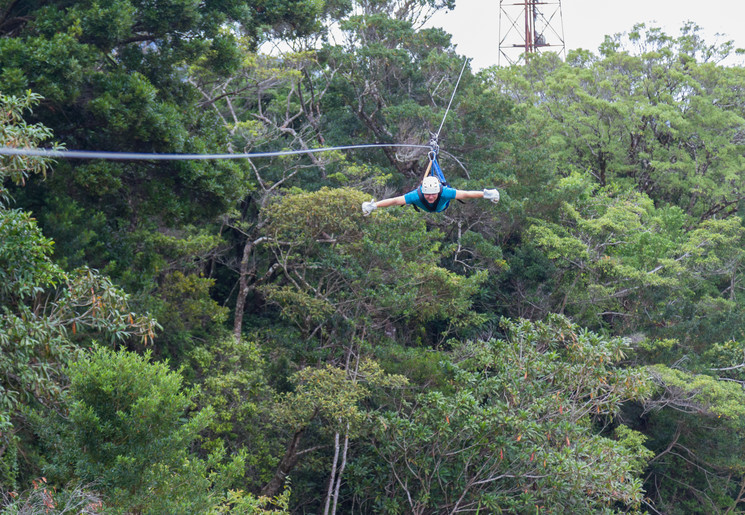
455, 190, 485, 200
455, 188, 500, 202
362, 195, 406, 215
375, 196, 406, 208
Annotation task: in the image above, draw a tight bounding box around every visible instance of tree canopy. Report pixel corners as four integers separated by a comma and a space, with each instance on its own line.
3, 2, 745, 513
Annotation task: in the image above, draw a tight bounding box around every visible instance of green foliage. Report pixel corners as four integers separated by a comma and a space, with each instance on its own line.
208, 486, 291, 515
354, 315, 652, 513
1, 261, 156, 478
6, 1, 745, 513
0, 91, 60, 203
261, 187, 487, 350
527, 173, 745, 339
365, 341, 452, 391
0, 86, 160, 491
1, 479, 103, 515
634, 355, 745, 514
47, 346, 244, 513
146, 270, 229, 361
0, 215, 158, 487
187, 336, 277, 489
0, 208, 62, 300
275, 360, 408, 436
649, 365, 745, 419
491, 25, 745, 222
0, 0, 316, 352
256, 355, 410, 507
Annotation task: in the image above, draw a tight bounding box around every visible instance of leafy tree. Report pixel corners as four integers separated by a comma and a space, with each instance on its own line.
186, 336, 277, 491
187, 47, 364, 340
352, 316, 652, 514
186, 0, 528, 348
0, 0, 340, 364
0, 92, 156, 488
43, 346, 244, 513
317, 2, 560, 335
527, 171, 745, 340
484, 24, 745, 515
208, 487, 291, 515
0, 91, 60, 200
14, 3, 745, 513
190, 12, 537, 504
261, 187, 487, 350
488, 24, 745, 222
264, 358, 407, 509
248, 186, 486, 507
631, 344, 745, 514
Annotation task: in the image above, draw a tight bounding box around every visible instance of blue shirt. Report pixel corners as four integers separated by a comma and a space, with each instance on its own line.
404, 186, 457, 212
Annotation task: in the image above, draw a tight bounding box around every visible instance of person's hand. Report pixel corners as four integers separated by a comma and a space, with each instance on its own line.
362, 199, 377, 216
483, 189, 500, 203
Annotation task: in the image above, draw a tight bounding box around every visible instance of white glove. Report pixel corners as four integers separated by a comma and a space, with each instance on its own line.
362, 199, 377, 216
483, 188, 500, 203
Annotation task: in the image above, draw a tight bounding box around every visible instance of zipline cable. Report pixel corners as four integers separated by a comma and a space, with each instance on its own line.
0, 143, 431, 161
434, 57, 469, 141
0, 59, 467, 163
421, 57, 469, 184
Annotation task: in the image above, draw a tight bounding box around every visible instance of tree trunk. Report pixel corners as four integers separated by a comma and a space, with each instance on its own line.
232, 235, 255, 341
233, 234, 273, 341
260, 427, 305, 498
323, 430, 341, 515
331, 424, 350, 515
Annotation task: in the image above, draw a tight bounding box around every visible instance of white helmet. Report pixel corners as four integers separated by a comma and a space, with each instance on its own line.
421, 176, 442, 194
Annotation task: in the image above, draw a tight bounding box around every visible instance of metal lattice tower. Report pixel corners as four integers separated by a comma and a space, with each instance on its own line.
498, 0, 566, 66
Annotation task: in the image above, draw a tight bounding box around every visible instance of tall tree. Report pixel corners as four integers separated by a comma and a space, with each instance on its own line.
527, 173, 745, 339
353, 316, 652, 514
631, 339, 745, 514
0, 0, 338, 363
0, 92, 156, 488
38, 346, 269, 513
488, 24, 745, 222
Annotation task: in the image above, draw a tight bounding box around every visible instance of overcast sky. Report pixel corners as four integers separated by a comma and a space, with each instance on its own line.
425, 0, 745, 70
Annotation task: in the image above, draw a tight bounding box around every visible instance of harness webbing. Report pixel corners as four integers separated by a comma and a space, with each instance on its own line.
414, 153, 451, 213
430, 155, 448, 187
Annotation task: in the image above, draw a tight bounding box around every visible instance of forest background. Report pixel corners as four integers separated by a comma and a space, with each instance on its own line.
2, 0, 745, 513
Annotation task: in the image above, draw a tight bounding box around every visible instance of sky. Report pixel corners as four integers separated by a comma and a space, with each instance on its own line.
425, 0, 745, 70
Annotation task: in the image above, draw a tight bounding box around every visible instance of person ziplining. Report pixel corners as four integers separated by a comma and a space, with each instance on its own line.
361, 148, 500, 216
1, 58, 500, 214
361, 58, 499, 216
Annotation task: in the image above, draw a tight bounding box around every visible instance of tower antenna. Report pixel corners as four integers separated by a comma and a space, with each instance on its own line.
498, 0, 566, 65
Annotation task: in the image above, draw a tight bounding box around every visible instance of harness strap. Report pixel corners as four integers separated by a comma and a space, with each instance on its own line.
431, 155, 449, 187
414, 144, 455, 212
415, 149, 451, 212
421, 157, 434, 183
